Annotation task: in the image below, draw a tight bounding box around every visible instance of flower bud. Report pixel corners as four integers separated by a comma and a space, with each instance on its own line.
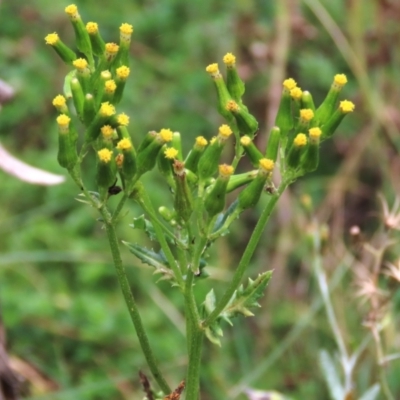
294, 108, 314, 135
73, 58, 92, 94
290, 86, 303, 118
286, 133, 307, 169
205, 63, 235, 122
44, 32, 77, 65
96, 148, 117, 199
315, 74, 348, 125
275, 78, 296, 138
204, 164, 234, 217
114, 23, 133, 68
83, 93, 96, 126
116, 138, 137, 188
240, 136, 263, 167
86, 22, 105, 56
300, 127, 321, 172
157, 146, 177, 187
265, 126, 280, 163
52, 95, 69, 114
70, 77, 84, 120
301, 91, 316, 112
184, 136, 208, 173
173, 161, 193, 223
101, 79, 117, 104
226, 170, 257, 193
197, 125, 232, 181
223, 53, 245, 103
321, 100, 355, 140
113, 66, 130, 104
65, 4, 93, 64
171, 131, 183, 160
226, 100, 258, 138
84, 101, 116, 143
238, 159, 274, 210
56, 114, 78, 170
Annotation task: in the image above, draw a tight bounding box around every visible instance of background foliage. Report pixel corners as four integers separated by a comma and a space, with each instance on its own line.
1, 0, 400, 399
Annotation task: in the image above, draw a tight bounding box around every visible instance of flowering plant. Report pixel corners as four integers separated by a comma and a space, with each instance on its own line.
46, 4, 354, 399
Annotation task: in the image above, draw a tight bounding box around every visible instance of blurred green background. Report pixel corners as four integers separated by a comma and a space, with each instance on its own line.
1, 0, 400, 399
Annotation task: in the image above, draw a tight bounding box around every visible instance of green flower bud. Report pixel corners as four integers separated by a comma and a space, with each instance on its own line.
185, 136, 208, 173
265, 126, 280, 163
52, 95, 69, 115
171, 131, 183, 160
301, 127, 321, 172
158, 206, 176, 222
173, 161, 193, 223
136, 128, 173, 177
226, 170, 257, 193
114, 66, 130, 104
223, 53, 245, 103
84, 102, 116, 144
157, 146, 177, 187
197, 125, 232, 181
275, 78, 297, 138
101, 79, 117, 104
321, 100, 355, 140
44, 33, 77, 65
114, 23, 133, 68
294, 108, 314, 135
70, 77, 84, 121
240, 136, 263, 167
238, 159, 274, 210
137, 131, 158, 153
226, 100, 258, 138
204, 164, 234, 217
56, 114, 78, 170
83, 93, 96, 126
72, 58, 92, 94
286, 133, 308, 170
301, 90, 316, 112
65, 4, 93, 65
315, 74, 348, 125
91, 42, 120, 87
290, 86, 303, 119
96, 148, 117, 200
205, 63, 235, 122
116, 138, 137, 189
85, 22, 105, 57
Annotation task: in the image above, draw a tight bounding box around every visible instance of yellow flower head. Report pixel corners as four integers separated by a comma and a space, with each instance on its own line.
294, 133, 307, 147
56, 114, 71, 127
259, 158, 274, 173
73, 58, 88, 70
309, 127, 322, 139
117, 113, 130, 126
101, 125, 114, 138
120, 23, 134, 35
45, 33, 59, 45
105, 79, 117, 93
117, 138, 133, 151
205, 63, 220, 77
164, 147, 178, 159
339, 100, 355, 113
86, 22, 99, 34
105, 43, 119, 54
223, 53, 236, 67
290, 87, 303, 100
218, 124, 233, 139
116, 66, 130, 80
299, 108, 314, 122
159, 128, 173, 142
219, 164, 234, 177
240, 136, 252, 146
97, 148, 113, 163
333, 73, 347, 88
52, 95, 66, 107
283, 78, 297, 91
226, 100, 239, 112
99, 102, 116, 117
195, 136, 208, 148
65, 4, 79, 19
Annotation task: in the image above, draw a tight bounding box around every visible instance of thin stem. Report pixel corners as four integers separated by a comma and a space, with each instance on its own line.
203, 182, 287, 328
101, 208, 171, 395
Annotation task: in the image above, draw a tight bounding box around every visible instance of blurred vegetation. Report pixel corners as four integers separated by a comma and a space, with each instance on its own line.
1, 0, 400, 399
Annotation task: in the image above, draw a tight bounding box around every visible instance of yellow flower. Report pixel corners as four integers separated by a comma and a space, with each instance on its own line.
117, 138, 133, 151
52, 95, 66, 107
45, 33, 59, 45
159, 128, 173, 142
339, 100, 355, 113
283, 78, 297, 91
223, 53, 236, 67
65, 4, 79, 19
240, 136, 252, 146
333, 74, 347, 88
290, 87, 303, 100
97, 148, 113, 163
105, 80, 117, 93
56, 114, 70, 127
117, 113, 130, 126
205, 63, 220, 77
218, 124, 233, 138
299, 108, 314, 122
105, 43, 119, 54
164, 147, 178, 159
259, 158, 274, 172
101, 125, 114, 138
309, 127, 322, 139
195, 136, 208, 147
116, 66, 130, 80
73, 58, 88, 70
218, 164, 234, 177
120, 23, 134, 35
294, 133, 307, 147
86, 22, 99, 34
99, 102, 116, 117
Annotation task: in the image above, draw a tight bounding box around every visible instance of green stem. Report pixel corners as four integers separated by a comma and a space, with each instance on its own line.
203, 182, 287, 327
101, 209, 171, 395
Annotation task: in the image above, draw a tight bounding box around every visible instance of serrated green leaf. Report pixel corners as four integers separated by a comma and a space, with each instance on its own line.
130, 215, 157, 241
223, 271, 273, 319
122, 241, 174, 281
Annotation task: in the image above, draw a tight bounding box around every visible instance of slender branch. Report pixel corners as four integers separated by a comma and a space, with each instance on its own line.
203, 182, 287, 328
100, 208, 171, 395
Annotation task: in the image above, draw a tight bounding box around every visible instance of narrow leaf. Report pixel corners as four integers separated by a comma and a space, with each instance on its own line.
319, 349, 344, 400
